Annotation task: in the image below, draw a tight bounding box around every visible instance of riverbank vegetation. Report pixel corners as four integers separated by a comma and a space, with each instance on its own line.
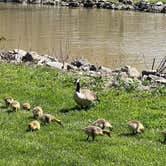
0, 62, 166, 165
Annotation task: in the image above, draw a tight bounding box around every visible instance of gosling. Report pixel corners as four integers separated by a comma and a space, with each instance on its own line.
11, 100, 20, 112
161, 130, 166, 143
92, 118, 113, 130
128, 120, 144, 134
23, 102, 31, 111
84, 126, 111, 141
28, 120, 40, 131
4, 96, 14, 107
33, 106, 43, 118
39, 114, 63, 127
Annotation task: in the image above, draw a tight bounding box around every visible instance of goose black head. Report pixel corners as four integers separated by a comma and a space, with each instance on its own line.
73, 79, 80, 92
73, 78, 80, 84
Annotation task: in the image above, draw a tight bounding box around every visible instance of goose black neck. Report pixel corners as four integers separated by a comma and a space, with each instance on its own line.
76, 82, 80, 92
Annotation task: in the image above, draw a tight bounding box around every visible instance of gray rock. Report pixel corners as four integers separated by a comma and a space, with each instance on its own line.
149, 4, 163, 12
83, 0, 95, 8
68, 0, 80, 7
46, 61, 64, 69
13, 49, 27, 57
0, 50, 22, 62
142, 70, 156, 76
155, 1, 163, 6
147, 74, 166, 84
100, 66, 112, 75
122, 66, 140, 78
89, 64, 98, 71
71, 58, 89, 68
22, 52, 34, 62
135, 85, 150, 91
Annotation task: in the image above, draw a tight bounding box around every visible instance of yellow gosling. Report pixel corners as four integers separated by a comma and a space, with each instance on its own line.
33, 106, 43, 118
39, 114, 63, 127
128, 120, 144, 134
4, 96, 14, 107
23, 102, 31, 111
11, 100, 20, 112
84, 126, 111, 141
28, 120, 40, 131
92, 118, 113, 130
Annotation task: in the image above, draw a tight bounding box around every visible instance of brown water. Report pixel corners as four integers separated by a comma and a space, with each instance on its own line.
0, 3, 166, 70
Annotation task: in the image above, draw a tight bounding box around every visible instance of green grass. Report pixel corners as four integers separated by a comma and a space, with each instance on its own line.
0, 62, 166, 165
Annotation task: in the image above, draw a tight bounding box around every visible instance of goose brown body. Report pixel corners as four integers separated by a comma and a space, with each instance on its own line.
128, 120, 144, 134
92, 118, 112, 130
84, 126, 111, 141
74, 79, 97, 108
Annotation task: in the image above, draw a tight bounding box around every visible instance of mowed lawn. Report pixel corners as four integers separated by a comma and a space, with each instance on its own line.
0, 62, 166, 165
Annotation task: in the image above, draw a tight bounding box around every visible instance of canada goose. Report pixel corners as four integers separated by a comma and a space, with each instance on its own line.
39, 114, 63, 127
11, 100, 20, 112
23, 102, 31, 111
161, 130, 166, 143
92, 118, 113, 130
128, 120, 144, 134
84, 126, 111, 141
73, 79, 97, 108
33, 106, 43, 118
4, 96, 14, 107
28, 120, 40, 131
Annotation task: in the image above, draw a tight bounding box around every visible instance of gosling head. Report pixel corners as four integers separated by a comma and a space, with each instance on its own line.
4, 96, 14, 107
74, 78, 79, 83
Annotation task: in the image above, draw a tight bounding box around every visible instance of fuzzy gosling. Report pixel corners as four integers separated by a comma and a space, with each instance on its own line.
39, 114, 63, 127
4, 96, 14, 107
11, 100, 20, 112
128, 120, 144, 134
28, 120, 40, 131
84, 126, 111, 141
23, 102, 31, 111
33, 106, 43, 118
92, 118, 112, 130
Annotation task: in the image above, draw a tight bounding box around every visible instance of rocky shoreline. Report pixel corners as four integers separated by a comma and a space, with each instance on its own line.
16, 0, 166, 14
0, 49, 165, 91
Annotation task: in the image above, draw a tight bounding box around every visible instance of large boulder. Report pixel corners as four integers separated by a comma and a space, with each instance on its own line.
22, 52, 34, 62
119, 0, 134, 5
71, 58, 89, 68
147, 74, 166, 84
0, 50, 23, 63
113, 66, 140, 78
135, 0, 150, 11
68, 0, 80, 7
83, 0, 95, 8
46, 61, 64, 69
